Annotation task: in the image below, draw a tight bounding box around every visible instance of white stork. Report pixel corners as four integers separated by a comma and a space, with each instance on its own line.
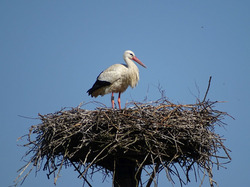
87, 50, 146, 109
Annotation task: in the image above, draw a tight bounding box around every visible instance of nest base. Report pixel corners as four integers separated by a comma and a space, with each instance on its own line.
15, 99, 231, 187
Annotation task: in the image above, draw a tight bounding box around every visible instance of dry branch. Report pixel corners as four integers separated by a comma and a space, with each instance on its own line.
14, 96, 231, 187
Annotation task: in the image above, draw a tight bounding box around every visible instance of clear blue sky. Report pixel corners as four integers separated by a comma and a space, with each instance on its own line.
1, 0, 249, 186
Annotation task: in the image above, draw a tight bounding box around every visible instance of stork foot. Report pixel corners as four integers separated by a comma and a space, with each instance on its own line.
118, 92, 121, 109
111, 93, 115, 109
118, 98, 121, 110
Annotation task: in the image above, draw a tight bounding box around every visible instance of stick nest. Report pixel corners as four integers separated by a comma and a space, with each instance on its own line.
16, 98, 231, 186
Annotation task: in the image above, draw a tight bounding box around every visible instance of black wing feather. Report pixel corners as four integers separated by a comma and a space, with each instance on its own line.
87, 80, 111, 96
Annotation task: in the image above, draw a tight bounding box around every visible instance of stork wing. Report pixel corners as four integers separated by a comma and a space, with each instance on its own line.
97, 64, 126, 83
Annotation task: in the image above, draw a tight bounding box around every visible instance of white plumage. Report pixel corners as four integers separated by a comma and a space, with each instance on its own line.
87, 50, 146, 109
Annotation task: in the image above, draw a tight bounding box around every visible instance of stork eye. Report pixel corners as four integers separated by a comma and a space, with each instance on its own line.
130, 53, 133, 57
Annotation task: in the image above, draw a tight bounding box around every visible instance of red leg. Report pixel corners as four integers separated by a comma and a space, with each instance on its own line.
111, 92, 115, 109
118, 92, 121, 109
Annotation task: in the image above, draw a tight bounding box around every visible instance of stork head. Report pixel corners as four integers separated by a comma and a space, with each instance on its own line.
123, 50, 147, 68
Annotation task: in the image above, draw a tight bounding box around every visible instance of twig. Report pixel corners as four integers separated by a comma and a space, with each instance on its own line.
146, 163, 160, 187
71, 162, 92, 187
203, 76, 212, 102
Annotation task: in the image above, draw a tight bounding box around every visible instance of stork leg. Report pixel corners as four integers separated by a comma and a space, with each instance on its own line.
111, 92, 115, 109
118, 92, 121, 109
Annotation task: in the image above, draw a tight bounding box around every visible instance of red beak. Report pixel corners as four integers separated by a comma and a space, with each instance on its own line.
132, 56, 147, 68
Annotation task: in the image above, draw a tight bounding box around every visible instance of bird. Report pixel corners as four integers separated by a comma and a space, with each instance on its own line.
87, 50, 146, 109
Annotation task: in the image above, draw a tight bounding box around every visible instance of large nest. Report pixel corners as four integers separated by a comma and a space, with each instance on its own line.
15, 97, 231, 187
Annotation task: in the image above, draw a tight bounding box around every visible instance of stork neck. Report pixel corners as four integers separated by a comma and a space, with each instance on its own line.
124, 57, 136, 69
